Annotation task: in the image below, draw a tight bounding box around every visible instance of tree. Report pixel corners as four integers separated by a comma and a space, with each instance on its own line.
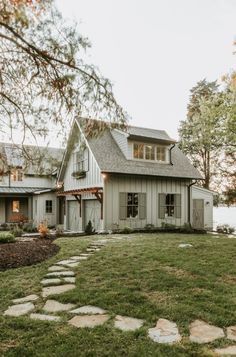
179, 79, 223, 189
0, 0, 126, 163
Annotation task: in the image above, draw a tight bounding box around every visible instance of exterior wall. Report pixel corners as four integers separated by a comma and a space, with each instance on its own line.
111, 129, 129, 158
104, 175, 191, 230
192, 186, 213, 230
0, 174, 54, 188
0, 198, 5, 224
32, 192, 57, 227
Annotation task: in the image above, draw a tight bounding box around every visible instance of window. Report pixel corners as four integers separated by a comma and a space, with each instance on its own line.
145, 145, 155, 160
156, 146, 166, 161
158, 193, 181, 219
45, 200, 53, 214
119, 192, 146, 220
133, 143, 144, 159
12, 200, 20, 213
133, 143, 166, 162
11, 169, 23, 181
127, 193, 139, 218
73, 148, 89, 172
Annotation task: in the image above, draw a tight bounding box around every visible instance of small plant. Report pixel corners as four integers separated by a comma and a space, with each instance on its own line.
38, 221, 49, 238
161, 222, 176, 230
56, 225, 64, 237
0, 223, 8, 229
23, 221, 38, 233
10, 227, 23, 237
179, 223, 194, 233
0, 232, 15, 244
216, 224, 235, 234
145, 223, 155, 231
85, 220, 95, 235
121, 226, 133, 234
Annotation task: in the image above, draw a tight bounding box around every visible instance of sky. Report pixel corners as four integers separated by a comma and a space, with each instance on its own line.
55, 0, 236, 140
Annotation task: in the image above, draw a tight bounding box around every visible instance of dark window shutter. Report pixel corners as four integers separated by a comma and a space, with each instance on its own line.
139, 193, 146, 219
158, 193, 166, 219
175, 194, 181, 218
119, 193, 127, 220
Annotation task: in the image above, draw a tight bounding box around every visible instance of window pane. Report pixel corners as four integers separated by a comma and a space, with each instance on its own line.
46, 200, 52, 213
133, 144, 144, 159
156, 147, 166, 161
145, 145, 155, 160
12, 201, 20, 213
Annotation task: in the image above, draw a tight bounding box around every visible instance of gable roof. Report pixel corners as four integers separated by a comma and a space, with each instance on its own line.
86, 127, 202, 180
0, 142, 63, 175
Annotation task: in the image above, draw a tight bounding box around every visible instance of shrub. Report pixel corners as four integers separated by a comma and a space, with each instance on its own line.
0, 232, 15, 243
23, 221, 37, 233
121, 226, 133, 234
179, 223, 194, 233
216, 224, 235, 234
10, 227, 23, 237
161, 222, 176, 230
38, 222, 49, 238
0, 223, 8, 229
85, 220, 95, 235
145, 223, 155, 231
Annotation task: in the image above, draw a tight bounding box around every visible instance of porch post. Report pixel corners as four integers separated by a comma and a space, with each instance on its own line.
28, 196, 33, 221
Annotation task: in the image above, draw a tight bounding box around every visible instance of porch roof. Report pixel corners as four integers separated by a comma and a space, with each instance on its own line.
0, 187, 47, 194
57, 187, 103, 196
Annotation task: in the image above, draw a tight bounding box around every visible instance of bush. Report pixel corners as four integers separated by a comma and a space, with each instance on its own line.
38, 222, 49, 238
10, 227, 23, 237
216, 224, 235, 234
145, 223, 155, 231
161, 222, 176, 230
0, 232, 16, 243
179, 223, 194, 233
23, 222, 37, 233
85, 220, 95, 235
120, 226, 133, 234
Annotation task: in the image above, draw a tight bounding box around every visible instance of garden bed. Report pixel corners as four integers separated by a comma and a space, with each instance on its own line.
0, 239, 59, 270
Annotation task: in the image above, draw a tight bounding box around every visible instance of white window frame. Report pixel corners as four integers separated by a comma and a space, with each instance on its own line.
11, 168, 23, 182
132, 142, 167, 163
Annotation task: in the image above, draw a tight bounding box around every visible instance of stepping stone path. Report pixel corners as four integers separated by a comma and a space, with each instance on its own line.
114, 315, 144, 331
3, 235, 236, 352
43, 300, 75, 313
148, 318, 181, 344
12, 294, 39, 304
30, 313, 61, 322
4, 302, 35, 317
68, 314, 110, 328
189, 320, 224, 343
70, 305, 107, 315
214, 346, 236, 355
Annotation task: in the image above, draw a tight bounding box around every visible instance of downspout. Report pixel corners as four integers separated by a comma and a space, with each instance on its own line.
187, 180, 197, 225
169, 144, 175, 165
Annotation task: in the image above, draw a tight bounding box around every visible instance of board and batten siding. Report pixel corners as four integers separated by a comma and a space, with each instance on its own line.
0, 174, 54, 188
192, 186, 214, 230
104, 175, 191, 230
32, 193, 57, 226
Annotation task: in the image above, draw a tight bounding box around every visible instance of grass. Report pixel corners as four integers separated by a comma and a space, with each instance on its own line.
0, 233, 235, 356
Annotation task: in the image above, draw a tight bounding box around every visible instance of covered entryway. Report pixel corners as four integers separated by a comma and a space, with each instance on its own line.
192, 199, 204, 229
84, 199, 101, 231
68, 200, 80, 231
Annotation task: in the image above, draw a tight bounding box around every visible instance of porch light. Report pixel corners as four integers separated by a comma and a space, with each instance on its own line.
102, 173, 107, 179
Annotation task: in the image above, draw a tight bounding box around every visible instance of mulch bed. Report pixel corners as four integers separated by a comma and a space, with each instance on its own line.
0, 239, 60, 270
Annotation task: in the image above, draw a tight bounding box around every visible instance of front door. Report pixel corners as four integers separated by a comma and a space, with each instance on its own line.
192, 199, 204, 229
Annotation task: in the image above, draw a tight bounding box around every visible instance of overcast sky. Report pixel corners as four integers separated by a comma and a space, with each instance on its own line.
56, 0, 236, 140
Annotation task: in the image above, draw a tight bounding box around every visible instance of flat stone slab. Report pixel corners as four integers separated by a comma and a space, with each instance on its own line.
70, 256, 88, 261
63, 262, 80, 268
43, 299, 76, 312
41, 278, 62, 286
148, 318, 181, 344
56, 260, 76, 265
178, 244, 193, 248
4, 302, 35, 317
42, 284, 76, 298
64, 277, 76, 283
48, 266, 68, 272
70, 305, 107, 315
30, 313, 61, 322
227, 326, 236, 341
114, 315, 144, 331
12, 294, 39, 304
68, 314, 110, 328
214, 346, 236, 355
189, 320, 224, 343
80, 253, 91, 257
46, 271, 75, 277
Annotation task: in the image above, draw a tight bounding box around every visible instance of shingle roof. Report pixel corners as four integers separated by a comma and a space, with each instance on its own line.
0, 143, 63, 175
127, 125, 176, 143
87, 129, 202, 180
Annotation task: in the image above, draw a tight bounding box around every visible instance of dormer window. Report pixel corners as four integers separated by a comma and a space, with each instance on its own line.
133, 143, 167, 162
11, 168, 23, 181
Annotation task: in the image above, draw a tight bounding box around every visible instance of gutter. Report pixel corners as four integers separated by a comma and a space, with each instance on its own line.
169, 143, 175, 165
187, 180, 197, 225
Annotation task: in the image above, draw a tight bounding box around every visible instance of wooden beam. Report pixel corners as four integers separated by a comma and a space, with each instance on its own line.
73, 194, 82, 217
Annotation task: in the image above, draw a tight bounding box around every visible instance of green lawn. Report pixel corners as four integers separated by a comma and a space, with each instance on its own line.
0, 233, 235, 357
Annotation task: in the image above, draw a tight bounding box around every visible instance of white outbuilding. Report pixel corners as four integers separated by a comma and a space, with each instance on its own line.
192, 186, 216, 231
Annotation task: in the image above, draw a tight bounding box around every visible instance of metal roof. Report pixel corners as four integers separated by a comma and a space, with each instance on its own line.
0, 187, 51, 194
127, 126, 176, 143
